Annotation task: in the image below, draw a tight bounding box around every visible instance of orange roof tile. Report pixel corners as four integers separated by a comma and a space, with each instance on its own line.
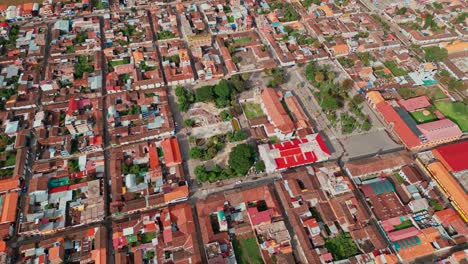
261, 88, 294, 135
0, 178, 18, 192
87, 227, 96, 237
375, 253, 398, 264
376, 101, 421, 149
397, 234, 435, 260
149, 144, 159, 169
164, 185, 189, 203
421, 227, 439, 242
427, 162, 468, 221
132, 51, 144, 65
367, 91, 384, 106
0, 192, 18, 223
48, 246, 63, 262
285, 95, 309, 129
332, 44, 349, 54
0, 241, 5, 253
161, 138, 182, 167
91, 248, 107, 264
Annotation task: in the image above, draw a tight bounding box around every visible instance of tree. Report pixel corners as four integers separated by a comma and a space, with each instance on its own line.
268, 68, 286, 87
351, 94, 365, 105
305, 61, 318, 81
215, 97, 229, 108
228, 144, 255, 176
175, 86, 186, 97
227, 130, 247, 142
342, 79, 354, 91
184, 119, 195, 127
283, 25, 294, 35
195, 166, 208, 182
204, 147, 218, 160
424, 46, 448, 62
325, 233, 359, 260
255, 161, 265, 173
189, 147, 203, 159
455, 12, 468, 24
195, 85, 215, 102
230, 74, 246, 92
214, 80, 230, 99
220, 110, 233, 121
361, 119, 371, 131
429, 199, 443, 211
423, 13, 437, 30
175, 86, 194, 112
315, 72, 325, 83
396, 7, 407, 15
448, 79, 463, 91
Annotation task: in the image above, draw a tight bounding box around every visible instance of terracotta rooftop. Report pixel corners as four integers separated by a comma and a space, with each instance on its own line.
260, 88, 294, 135
397, 96, 431, 112
345, 151, 412, 177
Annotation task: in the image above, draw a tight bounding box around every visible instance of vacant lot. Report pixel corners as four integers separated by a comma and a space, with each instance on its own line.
242, 102, 264, 120
398, 86, 447, 101
233, 236, 264, 264
435, 101, 468, 131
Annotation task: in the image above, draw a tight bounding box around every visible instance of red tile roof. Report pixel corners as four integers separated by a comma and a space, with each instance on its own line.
247, 207, 273, 226
432, 140, 468, 172
261, 88, 294, 135
397, 96, 431, 112
161, 138, 182, 167
376, 101, 421, 149
149, 145, 159, 169
0, 192, 18, 223
0, 178, 19, 192
163, 185, 189, 203
67, 97, 78, 115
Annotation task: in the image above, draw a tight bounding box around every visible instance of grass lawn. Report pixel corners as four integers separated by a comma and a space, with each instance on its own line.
233, 236, 264, 264
410, 110, 438, 124
232, 37, 252, 45
429, 87, 448, 100
435, 101, 468, 132
109, 58, 130, 67
242, 102, 265, 119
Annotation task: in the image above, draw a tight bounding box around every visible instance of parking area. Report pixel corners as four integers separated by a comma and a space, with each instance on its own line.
341, 130, 403, 160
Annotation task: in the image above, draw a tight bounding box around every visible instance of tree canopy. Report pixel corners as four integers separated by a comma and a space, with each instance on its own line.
325, 233, 360, 260
228, 144, 255, 176
424, 46, 448, 62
